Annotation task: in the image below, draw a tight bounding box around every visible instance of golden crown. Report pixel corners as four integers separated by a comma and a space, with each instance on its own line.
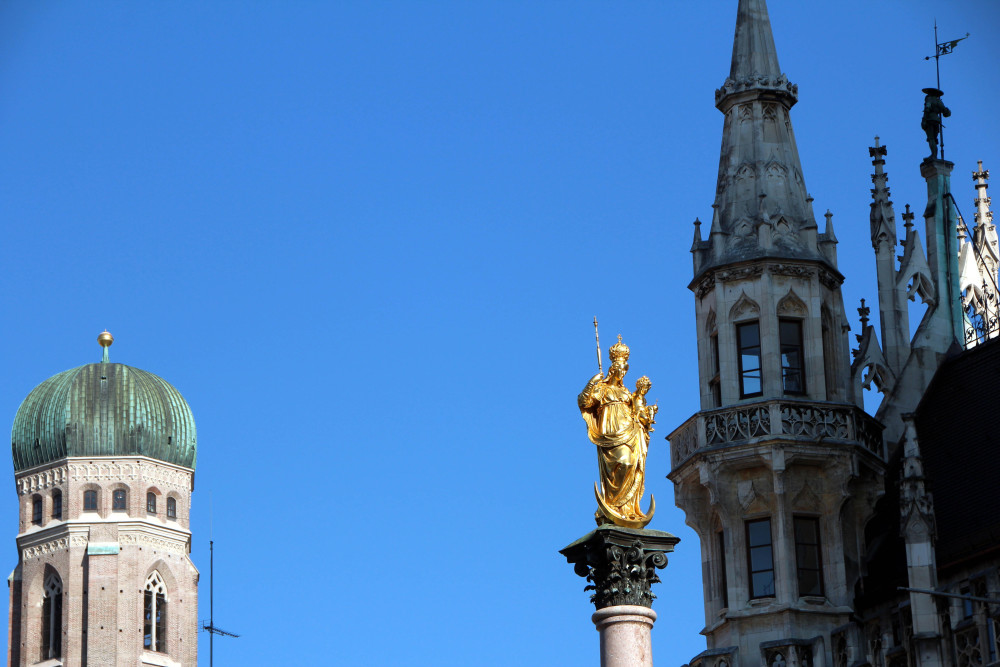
608, 334, 630, 363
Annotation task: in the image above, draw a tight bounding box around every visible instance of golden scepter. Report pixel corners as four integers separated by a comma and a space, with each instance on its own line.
594, 316, 602, 375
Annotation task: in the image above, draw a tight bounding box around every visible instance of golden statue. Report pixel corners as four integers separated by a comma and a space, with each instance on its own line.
578, 333, 657, 528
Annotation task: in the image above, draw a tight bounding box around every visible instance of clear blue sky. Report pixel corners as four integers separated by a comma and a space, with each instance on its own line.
1, 1, 997, 665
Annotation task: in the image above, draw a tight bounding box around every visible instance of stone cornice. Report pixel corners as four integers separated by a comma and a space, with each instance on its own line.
690, 260, 844, 298
16, 457, 193, 496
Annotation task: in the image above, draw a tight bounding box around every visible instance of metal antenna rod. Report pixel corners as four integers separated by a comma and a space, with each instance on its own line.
202, 539, 240, 665
210, 540, 214, 666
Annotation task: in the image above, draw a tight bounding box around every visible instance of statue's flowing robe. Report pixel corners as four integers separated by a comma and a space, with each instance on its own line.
579, 381, 648, 519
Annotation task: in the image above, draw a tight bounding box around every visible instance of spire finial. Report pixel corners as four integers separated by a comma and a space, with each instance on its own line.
98, 330, 113, 363
902, 204, 915, 232
973, 160, 992, 226
858, 299, 871, 330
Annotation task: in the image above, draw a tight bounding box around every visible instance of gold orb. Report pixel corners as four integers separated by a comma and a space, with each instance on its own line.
97, 330, 114, 348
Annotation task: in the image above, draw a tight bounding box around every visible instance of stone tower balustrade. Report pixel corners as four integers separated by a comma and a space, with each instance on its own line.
669, 398, 884, 471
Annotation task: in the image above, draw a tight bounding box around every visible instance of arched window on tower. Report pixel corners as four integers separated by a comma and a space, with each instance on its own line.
31, 495, 43, 525
41, 570, 63, 660
147, 492, 157, 515
144, 571, 168, 653
83, 489, 98, 512
112, 488, 127, 511
166, 497, 177, 520
52, 490, 62, 520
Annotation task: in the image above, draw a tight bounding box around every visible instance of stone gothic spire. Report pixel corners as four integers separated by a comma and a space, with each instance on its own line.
960, 161, 999, 344
694, 0, 829, 277
867, 139, 911, 377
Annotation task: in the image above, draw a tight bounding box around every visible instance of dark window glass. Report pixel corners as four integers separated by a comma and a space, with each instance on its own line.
41, 596, 52, 659
144, 590, 153, 650
147, 492, 157, 514
42, 573, 62, 659
718, 531, 728, 608
167, 497, 177, 520
794, 517, 823, 597
52, 491, 62, 520
156, 594, 167, 653
112, 489, 127, 511
746, 518, 775, 598
737, 322, 762, 397
32, 496, 43, 525
143, 589, 168, 653
709, 334, 722, 407
83, 490, 97, 511
780, 319, 805, 395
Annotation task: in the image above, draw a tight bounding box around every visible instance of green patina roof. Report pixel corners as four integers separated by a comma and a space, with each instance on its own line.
11, 362, 197, 472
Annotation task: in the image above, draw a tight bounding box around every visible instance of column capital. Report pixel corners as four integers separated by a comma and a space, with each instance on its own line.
561, 526, 679, 610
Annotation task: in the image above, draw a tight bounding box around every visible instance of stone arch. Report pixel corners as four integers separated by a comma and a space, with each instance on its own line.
705, 309, 717, 334
730, 292, 760, 322
777, 289, 808, 317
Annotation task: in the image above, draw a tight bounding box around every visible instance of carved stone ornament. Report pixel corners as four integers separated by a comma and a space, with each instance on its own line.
23, 537, 70, 560
768, 263, 814, 279
818, 269, 840, 290
717, 265, 764, 283
696, 276, 716, 299
560, 525, 679, 610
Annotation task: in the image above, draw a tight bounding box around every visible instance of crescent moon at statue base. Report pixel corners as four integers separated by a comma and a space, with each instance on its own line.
594, 482, 655, 529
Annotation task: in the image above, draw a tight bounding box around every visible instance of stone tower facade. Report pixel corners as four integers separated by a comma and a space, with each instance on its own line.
7, 335, 199, 666
667, 1, 885, 665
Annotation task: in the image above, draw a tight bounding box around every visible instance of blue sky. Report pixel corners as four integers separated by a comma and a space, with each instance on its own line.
1, 1, 998, 665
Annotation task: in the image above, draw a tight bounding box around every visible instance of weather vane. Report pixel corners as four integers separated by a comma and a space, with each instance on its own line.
922, 22, 968, 161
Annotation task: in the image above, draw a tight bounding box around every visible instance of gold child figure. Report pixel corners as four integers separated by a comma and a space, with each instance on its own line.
577, 335, 656, 528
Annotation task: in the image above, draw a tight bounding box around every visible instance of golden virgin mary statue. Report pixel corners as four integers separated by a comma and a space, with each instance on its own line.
578, 335, 657, 528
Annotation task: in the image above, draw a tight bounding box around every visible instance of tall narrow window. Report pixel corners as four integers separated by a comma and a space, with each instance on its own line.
717, 530, 729, 608
709, 332, 722, 407
780, 319, 805, 395
166, 497, 177, 520
746, 518, 775, 598
52, 490, 62, 520
737, 322, 762, 398
147, 492, 157, 514
32, 495, 43, 525
794, 517, 823, 596
41, 570, 62, 659
144, 571, 168, 653
112, 489, 127, 511
821, 307, 837, 399
83, 490, 97, 511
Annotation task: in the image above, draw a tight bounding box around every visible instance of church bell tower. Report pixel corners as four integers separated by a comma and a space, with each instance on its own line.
667, 2, 886, 666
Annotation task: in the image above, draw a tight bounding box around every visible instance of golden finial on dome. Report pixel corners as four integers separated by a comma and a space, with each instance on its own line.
98, 330, 113, 363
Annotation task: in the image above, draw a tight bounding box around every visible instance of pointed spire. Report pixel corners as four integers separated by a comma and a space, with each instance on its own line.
691, 218, 703, 251
823, 210, 838, 243
973, 160, 993, 227
902, 203, 915, 234
698, 0, 825, 277
869, 136, 897, 250
716, 0, 797, 110
729, 0, 782, 83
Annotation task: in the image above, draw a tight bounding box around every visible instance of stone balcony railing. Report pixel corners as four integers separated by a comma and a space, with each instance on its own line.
668, 398, 884, 470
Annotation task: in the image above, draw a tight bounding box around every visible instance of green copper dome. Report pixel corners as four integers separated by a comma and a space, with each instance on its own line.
11, 361, 197, 472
